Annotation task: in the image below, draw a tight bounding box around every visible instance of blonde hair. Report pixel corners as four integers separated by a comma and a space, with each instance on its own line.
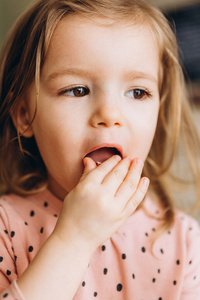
0, 0, 200, 232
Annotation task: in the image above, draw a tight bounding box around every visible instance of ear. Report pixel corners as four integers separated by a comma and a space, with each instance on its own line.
11, 98, 34, 138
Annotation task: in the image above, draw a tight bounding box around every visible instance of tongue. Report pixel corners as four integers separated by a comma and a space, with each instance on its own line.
86, 147, 118, 164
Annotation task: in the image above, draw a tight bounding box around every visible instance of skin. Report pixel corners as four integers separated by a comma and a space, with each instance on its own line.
15, 15, 160, 299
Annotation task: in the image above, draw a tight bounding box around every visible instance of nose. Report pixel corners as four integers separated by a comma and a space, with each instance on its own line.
89, 98, 123, 128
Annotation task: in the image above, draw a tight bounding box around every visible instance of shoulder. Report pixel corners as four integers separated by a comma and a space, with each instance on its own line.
0, 189, 62, 222
0, 189, 63, 252
140, 193, 200, 237
121, 195, 200, 256
0, 189, 62, 279
173, 209, 200, 239
172, 211, 200, 297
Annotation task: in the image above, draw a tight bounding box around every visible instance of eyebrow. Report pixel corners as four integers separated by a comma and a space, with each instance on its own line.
124, 70, 158, 84
46, 68, 91, 82
46, 68, 158, 84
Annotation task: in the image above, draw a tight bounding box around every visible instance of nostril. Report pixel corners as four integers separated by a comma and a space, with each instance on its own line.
97, 121, 121, 127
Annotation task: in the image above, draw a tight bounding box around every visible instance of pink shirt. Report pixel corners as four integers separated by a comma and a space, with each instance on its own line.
0, 189, 200, 299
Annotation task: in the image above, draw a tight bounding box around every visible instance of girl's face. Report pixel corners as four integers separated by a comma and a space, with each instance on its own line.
23, 15, 160, 199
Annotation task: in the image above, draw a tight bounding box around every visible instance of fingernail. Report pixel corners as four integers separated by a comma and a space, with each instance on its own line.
114, 155, 122, 161
143, 178, 150, 186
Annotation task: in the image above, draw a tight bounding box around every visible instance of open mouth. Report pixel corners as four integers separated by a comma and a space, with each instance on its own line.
85, 146, 122, 166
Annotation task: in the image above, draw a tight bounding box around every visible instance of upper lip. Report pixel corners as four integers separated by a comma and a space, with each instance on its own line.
85, 143, 123, 158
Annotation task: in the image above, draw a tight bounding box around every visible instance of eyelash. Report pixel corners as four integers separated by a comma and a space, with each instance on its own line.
125, 88, 152, 100
58, 86, 90, 97
58, 86, 152, 100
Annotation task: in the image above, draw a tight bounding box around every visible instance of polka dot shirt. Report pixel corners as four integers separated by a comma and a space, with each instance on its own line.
0, 189, 200, 299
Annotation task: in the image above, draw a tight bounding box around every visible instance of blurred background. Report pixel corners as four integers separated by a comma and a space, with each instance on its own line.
0, 0, 200, 217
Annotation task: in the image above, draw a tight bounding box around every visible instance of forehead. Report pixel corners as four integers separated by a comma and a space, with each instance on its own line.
42, 15, 160, 82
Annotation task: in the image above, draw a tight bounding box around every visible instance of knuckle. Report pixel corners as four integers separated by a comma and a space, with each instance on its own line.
132, 191, 144, 207
132, 198, 139, 207
113, 169, 125, 182
81, 181, 95, 195
99, 164, 109, 174
128, 177, 138, 191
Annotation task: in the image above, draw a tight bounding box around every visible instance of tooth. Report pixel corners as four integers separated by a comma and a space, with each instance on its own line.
96, 161, 102, 166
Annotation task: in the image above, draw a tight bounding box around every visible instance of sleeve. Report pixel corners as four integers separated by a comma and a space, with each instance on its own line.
0, 281, 25, 300
0, 202, 25, 300
180, 218, 200, 299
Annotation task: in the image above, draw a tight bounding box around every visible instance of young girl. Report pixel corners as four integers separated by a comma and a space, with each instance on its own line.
0, 0, 200, 299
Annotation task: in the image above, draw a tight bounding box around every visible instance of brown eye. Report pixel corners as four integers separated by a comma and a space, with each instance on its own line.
60, 86, 89, 97
134, 89, 146, 99
73, 87, 88, 97
125, 88, 151, 100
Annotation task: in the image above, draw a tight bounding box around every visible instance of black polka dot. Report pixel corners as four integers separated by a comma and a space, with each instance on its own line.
0, 256, 3, 262
11, 231, 15, 238
40, 227, 44, 234
94, 292, 97, 297
102, 245, 106, 251
6, 270, 11, 276
122, 253, 126, 259
82, 281, 86, 287
14, 255, 17, 261
152, 278, 156, 283
132, 274, 135, 279
54, 214, 58, 217
173, 280, 177, 285
189, 260, 192, 264
117, 283, 123, 292
194, 276, 197, 280
145, 232, 148, 237
160, 249, 164, 254
158, 298, 162, 300
30, 210, 35, 217
168, 231, 171, 234
176, 260, 180, 265
141, 247, 146, 253
11, 247, 14, 252
3, 293, 8, 298
158, 269, 161, 274
44, 202, 48, 207
4, 230, 8, 234
152, 228, 156, 232
28, 246, 34, 252
25, 222, 28, 225
103, 268, 108, 275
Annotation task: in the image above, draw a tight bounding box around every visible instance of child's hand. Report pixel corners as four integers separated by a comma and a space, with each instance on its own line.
54, 155, 149, 251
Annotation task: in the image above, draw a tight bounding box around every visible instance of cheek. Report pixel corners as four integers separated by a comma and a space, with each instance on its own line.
142, 114, 159, 155
129, 109, 159, 158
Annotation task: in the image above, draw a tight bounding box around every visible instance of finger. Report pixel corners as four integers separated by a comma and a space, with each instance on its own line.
81, 157, 97, 181
83, 155, 122, 183
116, 158, 143, 200
101, 156, 132, 194
123, 177, 150, 217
